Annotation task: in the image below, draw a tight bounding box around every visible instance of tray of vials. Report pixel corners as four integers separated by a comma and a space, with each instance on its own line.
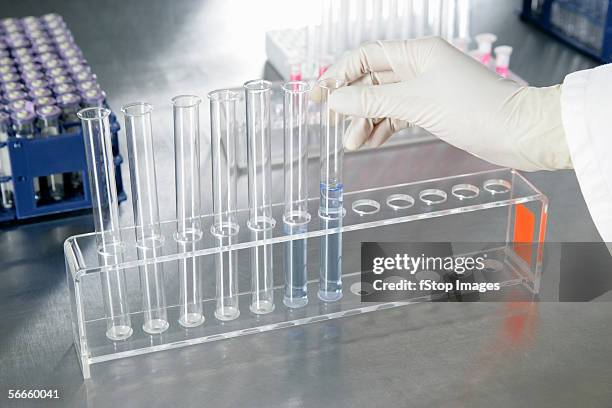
0, 14, 125, 222
521, 0, 612, 62
64, 78, 547, 379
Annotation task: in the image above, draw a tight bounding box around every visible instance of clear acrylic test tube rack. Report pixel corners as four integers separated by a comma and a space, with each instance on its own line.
65, 168, 547, 379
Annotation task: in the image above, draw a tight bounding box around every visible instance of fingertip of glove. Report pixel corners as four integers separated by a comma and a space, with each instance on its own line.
329, 87, 360, 115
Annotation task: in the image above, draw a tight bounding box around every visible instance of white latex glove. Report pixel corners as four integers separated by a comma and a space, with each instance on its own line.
312, 37, 572, 171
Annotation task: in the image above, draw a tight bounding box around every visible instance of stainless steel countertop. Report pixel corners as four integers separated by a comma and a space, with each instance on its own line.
1, 1, 610, 407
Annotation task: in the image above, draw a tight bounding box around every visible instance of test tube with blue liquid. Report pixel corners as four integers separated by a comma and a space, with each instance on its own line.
282, 81, 311, 308
318, 78, 346, 302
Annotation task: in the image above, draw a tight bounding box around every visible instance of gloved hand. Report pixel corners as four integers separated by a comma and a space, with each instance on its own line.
312, 37, 572, 171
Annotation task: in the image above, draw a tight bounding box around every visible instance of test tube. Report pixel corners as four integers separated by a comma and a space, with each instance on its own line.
78, 107, 132, 341
474, 33, 497, 66
282, 80, 311, 308
0, 111, 13, 209
172, 95, 205, 328
494, 45, 513, 78
208, 89, 240, 321
244, 80, 275, 315
318, 78, 346, 302
122, 102, 168, 334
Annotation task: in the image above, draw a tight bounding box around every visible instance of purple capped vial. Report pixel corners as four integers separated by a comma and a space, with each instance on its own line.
67, 64, 91, 76
0, 110, 12, 208
21, 16, 40, 27
81, 88, 106, 108
11, 47, 32, 58
0, 110, 10, 139
6, 37, 31, 50
5, 90, 29, 103
64, 56, 85, 68
14, 53, 36, 65
0, 56, 13, 67
29, 87, 53, 99
76, 80, 100, 93
40, 13, 63, 23
33, 96, 57, 108
2, 24, 23, 35
59, 47, 81, 60
8, 99, 34, 114
0, 65, 16, 75
41, 58, 64, 71
45, 66, 65, 78
25, 78, 48, 90
50, 75, 73, 87
0, 49, 9, 58
36, 104, 61, 137
1, 81, 25, 94
32, 42, 55, 55
57, 92, 81, 125
11, 109, 36, 139
29, 35, 53, 47
45, 20, 68, 32
18, 61, 42, 72
36, 51, 59, 63
72, 71, 97, 83
0, 72, 21, 83
21, 70, 45, 82
52, 82, 76, 96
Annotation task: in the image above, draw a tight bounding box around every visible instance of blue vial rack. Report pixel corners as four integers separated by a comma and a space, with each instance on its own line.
1, 113, 125, 221
521, 0, 612, 62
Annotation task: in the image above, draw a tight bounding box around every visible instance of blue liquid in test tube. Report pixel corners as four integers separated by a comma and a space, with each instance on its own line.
318, 78, 346, 302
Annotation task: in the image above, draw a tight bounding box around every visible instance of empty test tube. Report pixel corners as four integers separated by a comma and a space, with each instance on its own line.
173, 95, 205, 328
0, 111, 13, 209
244, 80, 275, 314
494, 45, 513, 78
474, 33, 497, 66
208, 89, 241, 321
123, 102, 168, 334
282, 81, 311, 308
318, 78, 346, 302
78, 107, 132, 341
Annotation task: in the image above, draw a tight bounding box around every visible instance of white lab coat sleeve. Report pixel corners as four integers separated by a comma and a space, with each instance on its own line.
561, 64, 612, 242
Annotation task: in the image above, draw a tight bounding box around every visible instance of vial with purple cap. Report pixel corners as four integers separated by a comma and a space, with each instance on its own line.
8, 100, 34, 114
21, 70, 45, 82
25, 78, 48, 91
0, 111, 13, 210
0, 72, 20, 83
1, 81, 24, 94
38, 105, 64, 200
33, 96, 56, 108
0, 65, 16, 76
57, 92, 81, 131
5, 90, 29, 104
29, 87, 53, 99
36, 104, 61, 137
76, 80, 99, 93
81, 88, 106, 108
53, 83, 76, 96
11, 109, 36, 139
0, 56, 13, 67
72, 71, 97, 84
